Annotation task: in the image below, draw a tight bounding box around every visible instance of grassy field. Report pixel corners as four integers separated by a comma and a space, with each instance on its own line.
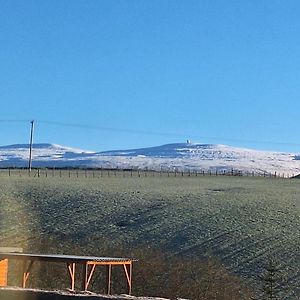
0, 172, 299, 298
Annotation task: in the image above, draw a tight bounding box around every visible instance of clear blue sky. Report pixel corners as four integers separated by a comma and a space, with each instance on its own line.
1, 0, 300, 152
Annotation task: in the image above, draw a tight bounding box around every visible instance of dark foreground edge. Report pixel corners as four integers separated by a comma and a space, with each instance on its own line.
0, 287, 172, 300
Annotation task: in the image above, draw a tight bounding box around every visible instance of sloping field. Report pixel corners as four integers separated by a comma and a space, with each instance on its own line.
0, 173, 299, 298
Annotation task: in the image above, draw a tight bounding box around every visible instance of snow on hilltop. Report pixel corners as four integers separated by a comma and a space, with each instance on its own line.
0, 142, 300, 175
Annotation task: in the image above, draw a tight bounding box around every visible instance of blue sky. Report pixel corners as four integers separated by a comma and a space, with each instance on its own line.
1, 0, 300, 152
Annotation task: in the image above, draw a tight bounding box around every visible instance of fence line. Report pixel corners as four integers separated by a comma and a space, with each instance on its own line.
0, 168, 294, 179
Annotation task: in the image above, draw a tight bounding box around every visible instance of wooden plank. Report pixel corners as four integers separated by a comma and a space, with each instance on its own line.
81, 263, 88, 291
67, 263, 76, 291
0, 247, 23, 253
22, 260, 34, 288
129, 262, 132, 295
0, 259, 8, 286
123, 263, 132, 295
107, 264, 112, 295
87, 261, 133, 266
86, 264, 96, 290
0, 253, 134, 265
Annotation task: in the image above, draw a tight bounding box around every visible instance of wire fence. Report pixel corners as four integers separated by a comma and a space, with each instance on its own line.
0, 168, 294, 179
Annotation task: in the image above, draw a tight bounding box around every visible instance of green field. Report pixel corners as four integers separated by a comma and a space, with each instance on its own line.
0, 173, 299, 298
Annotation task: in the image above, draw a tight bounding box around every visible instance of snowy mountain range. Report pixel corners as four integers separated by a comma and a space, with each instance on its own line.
0, 142, 300, 176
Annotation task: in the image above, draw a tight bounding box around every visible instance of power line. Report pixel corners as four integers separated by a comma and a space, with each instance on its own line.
1, 118, 300, 148
28, 120, 34, 171
36, 120, 182, 138
0, 119, 31, 123
36, 120, 300, 148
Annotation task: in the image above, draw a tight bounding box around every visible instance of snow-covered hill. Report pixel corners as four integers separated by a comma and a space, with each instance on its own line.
0, 142, 300, 175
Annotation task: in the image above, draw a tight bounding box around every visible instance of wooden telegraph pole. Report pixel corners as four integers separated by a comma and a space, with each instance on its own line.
28, 120, 34, 172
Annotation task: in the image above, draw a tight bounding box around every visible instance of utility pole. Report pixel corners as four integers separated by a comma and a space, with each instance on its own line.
28, 120, 34, 172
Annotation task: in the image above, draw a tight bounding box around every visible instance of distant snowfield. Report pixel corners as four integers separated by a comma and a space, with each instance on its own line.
0, 143, 300, 176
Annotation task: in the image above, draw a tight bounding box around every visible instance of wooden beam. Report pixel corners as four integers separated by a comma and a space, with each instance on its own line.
81, 263, 88, 291
107, 264, 112, 295
123, 263, 132, 295
67, 262, 76, 291
82, 263, 96, 291
86, 264, 96, 290
87, 260, 132, 266
0, 247, 23, 253
22, 260, 34, 288
129, 262, 132, 295
0, 259, 8, 287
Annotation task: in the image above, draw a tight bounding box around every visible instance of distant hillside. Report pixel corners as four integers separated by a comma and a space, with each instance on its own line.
0, 142, 300, 175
